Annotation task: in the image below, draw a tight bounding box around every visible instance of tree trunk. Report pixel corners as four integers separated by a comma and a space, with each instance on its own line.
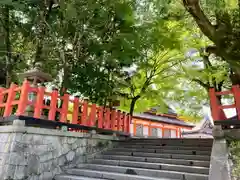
129, 96, 140, 116
183, 0, 240, 84
2, 6, 11, 87
34, 1, 53, 66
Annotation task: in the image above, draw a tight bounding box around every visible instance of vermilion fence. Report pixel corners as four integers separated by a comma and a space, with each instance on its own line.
0, 80, 130, 134
209, 85, 240, 121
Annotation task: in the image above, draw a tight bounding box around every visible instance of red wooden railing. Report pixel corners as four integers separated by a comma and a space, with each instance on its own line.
209, 85, 240, 121
0, 80, 131, 134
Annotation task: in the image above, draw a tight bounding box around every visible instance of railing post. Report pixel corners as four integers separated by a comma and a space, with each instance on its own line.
176, 128, 179, 138
89, 104, 96, 126
17, 80, 30, 116
72, 96, 80, 124
133, 120, 137, 136
4, 83, 17, 117
232, 85, 240, 120
98, 106, 104, 128
117, 110, 121, 131
81, 100, 88, 125
125, 114, 130, 134
0, 87, 5, 103
110, 109, 116, 130
48, 89, 59, 121
105, 108, 111, 129
60, 93, 69, 122
148, 123, 152, 137
209, 88, 221, 121
121, 112, 126, 132
162, 127, 165, 137
34, 86, 45, 119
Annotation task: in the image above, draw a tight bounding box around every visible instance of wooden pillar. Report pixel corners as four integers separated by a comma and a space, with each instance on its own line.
110, 108, 116, 130
89, 104, 97, 126
34, 86, 45, 119
81, 100, 88, 125
133, 120, 137, 136
4, 83, 17, 117
48, 89, 58, 121
17, 80, 30, 116
176, 128, 179, 138
98, 106, 104, 129
72, 96, 80, 124
148, 122, 152, 137
209, 88, 221, 121
232, 85, 240, 120
162, 126, 165, 138
60, 93, 69, 122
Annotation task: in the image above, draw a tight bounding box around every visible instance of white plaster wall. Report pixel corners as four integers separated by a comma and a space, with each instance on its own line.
143, 126, 148, 137
171, 129, 177, 138
130, 124, 134, 136
158, 128, 162, 138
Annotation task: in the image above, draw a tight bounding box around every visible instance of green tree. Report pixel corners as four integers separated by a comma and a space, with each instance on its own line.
118, 49, 183, 115
182, 0, 240, 84
65, 0, 141, 104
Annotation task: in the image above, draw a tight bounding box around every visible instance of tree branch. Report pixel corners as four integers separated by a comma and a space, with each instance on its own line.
117, 92, 131, 99
192, 78, 210, 90
155, 61, 180, 76
183, 0, 216, 42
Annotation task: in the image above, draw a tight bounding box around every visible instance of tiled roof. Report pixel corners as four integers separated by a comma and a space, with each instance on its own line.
133, 113, 195, 128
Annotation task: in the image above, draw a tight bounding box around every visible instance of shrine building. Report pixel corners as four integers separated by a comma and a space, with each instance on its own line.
130, 106, 195, 138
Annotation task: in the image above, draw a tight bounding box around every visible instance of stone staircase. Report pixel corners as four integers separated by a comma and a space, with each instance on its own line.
55, 138, 213, 180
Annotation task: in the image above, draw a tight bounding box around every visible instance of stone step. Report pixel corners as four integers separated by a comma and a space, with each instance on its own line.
98, 155, 210, 167
111, 148, 211, 155
69, 164, 208, 180
90, 159, 209, 174
65, 169, 177, 180
129, 138, 213, 142
103, 151, 210, 161
126, 139, 213, 146
127, 138, 213, 142
55, 174, 107, 180
119, 141, 212, 148
118, 145, 212, 151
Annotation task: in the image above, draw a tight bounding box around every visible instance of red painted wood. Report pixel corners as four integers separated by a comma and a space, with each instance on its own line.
81, 100, 88, 125
122, 112, 126, 132
34, 86, 45, 118
176, 128, 179, 138
98, 107, 104, 128
117, 110, 121, 131
110, 109, 116, 130
0, 87, 5, 104
105, 108, 111, 129
2, 80, 131, 134
4, 83, 17, 117
232, 85, 240, 120
148, 124, 152, 137
89, 104, 96, 126
209, 88, 221, 121
60, 93, 69, 122
126, 114, 131, 134
215, 90, 232, 96
220, 104, 236, 109
72, 97, 80, 124
16, 80, 30, 116
162, 127, 165, 137
48, 90, 59, 121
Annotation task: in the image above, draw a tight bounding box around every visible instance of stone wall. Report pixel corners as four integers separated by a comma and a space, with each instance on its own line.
0, 120, 121, 180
